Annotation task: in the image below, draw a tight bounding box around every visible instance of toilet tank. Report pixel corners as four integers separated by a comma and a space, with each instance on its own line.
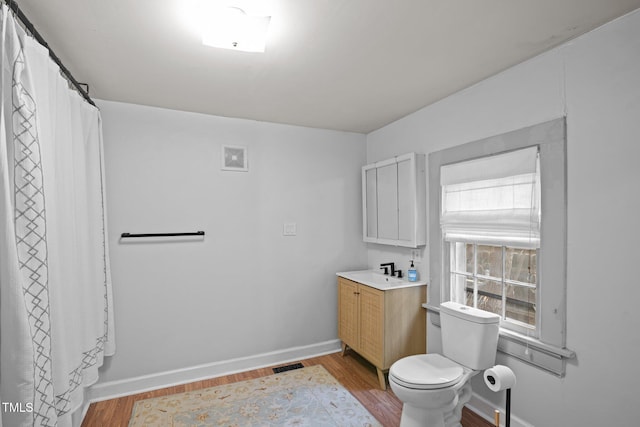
440, 301, 500, 370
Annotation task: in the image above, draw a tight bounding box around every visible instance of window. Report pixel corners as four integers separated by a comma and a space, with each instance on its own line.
440, 146, 540, 335
450, 243, 537, 335
427, 118, 574, 376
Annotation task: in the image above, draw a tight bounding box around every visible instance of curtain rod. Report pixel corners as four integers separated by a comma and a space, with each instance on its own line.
4, 0, 96, 106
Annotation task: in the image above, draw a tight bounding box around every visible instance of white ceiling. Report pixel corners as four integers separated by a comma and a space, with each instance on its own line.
17, 0, 640, 133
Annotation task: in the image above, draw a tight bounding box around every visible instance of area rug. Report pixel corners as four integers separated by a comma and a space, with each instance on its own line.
129, 364, 382, 426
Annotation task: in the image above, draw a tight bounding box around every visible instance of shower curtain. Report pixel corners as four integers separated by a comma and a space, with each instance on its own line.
0, 5, 114, 427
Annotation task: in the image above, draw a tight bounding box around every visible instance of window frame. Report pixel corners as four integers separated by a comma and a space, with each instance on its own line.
427, 118, 574, 376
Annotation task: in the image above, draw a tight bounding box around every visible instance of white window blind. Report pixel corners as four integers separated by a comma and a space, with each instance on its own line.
440, 146, 540, 248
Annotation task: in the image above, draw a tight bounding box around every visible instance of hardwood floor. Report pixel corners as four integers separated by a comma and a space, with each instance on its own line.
82, 351, 494, 427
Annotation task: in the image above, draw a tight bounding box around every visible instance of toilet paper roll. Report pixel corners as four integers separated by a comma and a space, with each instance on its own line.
484, 365, 516, 392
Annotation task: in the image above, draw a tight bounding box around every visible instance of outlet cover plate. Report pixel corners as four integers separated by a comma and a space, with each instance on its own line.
283, 223, 297, 236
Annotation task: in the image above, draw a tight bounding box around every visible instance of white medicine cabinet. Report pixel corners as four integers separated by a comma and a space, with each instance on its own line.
362, 152, 426, 248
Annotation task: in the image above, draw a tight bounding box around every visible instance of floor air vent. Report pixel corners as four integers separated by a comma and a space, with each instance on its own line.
272, 362, 304, 373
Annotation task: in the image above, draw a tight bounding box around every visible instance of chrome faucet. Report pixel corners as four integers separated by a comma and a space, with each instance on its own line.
380, 262, 395, 276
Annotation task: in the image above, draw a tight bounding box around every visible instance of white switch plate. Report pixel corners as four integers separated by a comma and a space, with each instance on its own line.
283, 222, 297, 236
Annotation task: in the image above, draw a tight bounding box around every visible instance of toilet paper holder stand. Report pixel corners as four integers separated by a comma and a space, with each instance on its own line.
485, 374, 512, 427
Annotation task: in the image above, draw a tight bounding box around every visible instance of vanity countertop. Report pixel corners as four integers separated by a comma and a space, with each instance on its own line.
337, 270, 427, 291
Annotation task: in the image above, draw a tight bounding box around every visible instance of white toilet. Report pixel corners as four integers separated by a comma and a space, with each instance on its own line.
389, 301, 500, 427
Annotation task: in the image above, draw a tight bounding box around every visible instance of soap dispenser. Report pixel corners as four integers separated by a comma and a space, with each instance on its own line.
408, 260, 418, 282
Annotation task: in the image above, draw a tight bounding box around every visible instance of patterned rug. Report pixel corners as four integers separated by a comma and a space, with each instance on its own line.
129, 364, 382, 426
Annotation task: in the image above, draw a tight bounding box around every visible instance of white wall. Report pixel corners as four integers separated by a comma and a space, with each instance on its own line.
96, 101, 367, 386
367, 9, 640, 427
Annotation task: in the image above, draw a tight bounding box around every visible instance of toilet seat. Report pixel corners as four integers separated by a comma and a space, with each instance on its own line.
390, 354, 465, 390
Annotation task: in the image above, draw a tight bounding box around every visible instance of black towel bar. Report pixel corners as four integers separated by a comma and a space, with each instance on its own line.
120, 231, 205, 238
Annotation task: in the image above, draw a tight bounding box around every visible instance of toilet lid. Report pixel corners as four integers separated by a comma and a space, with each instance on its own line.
390, 354, 464, 390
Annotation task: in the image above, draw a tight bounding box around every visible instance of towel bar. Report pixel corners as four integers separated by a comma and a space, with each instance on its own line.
120, 231, 205, 238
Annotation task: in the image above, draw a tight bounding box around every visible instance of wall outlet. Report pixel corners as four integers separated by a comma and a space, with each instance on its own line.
411, 249, 422, 263
283, 222, 297, 236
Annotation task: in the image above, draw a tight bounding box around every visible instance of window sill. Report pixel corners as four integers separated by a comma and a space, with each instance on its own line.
424, 304, 575, 377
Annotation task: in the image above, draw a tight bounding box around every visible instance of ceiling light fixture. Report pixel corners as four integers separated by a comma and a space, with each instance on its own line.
201, 5, 271, 53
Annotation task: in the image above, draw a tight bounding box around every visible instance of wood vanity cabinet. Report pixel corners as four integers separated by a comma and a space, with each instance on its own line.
337, 277, 426, 389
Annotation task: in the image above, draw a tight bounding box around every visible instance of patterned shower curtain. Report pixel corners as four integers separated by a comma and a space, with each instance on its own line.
0, 5, 115, 427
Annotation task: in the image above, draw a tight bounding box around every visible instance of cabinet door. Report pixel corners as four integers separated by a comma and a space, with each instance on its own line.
338, 279, 359, 350
358, 285, 384, 366
376, 162, 398, 240
397, 156, 414, 242
363, 167, 378, 239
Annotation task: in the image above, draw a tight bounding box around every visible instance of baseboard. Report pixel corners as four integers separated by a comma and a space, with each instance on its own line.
72, 400, 90, 427
467, 392, 534, 427
86, 339, 342, 404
